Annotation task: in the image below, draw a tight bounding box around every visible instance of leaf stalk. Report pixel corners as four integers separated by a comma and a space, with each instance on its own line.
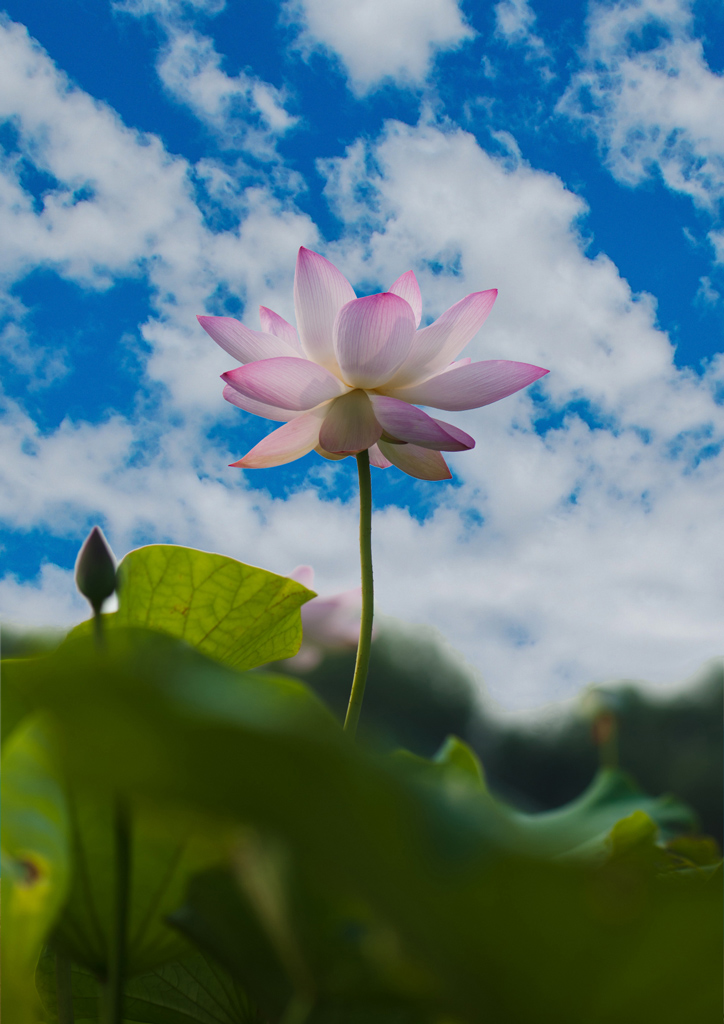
55, 948, 75, 1024
103, 798, 131, 1024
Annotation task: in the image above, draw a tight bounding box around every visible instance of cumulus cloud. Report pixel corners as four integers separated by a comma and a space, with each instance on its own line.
315, 118, 724, 703
560, 0, 724, 211
0, 561, 89, 629
695, 275, 721, 306
2, 21, 724, 710
156, 29, 297, 155
283, 0, 474, 94
115, 0, 297, 155
112, 0, 225, 16
494, 0, 548, 61
0, 19, 195, 288
0, 18, 317, 404
0, 390, 365, 631
0, 290, 68, 382
320, 119, 679, 416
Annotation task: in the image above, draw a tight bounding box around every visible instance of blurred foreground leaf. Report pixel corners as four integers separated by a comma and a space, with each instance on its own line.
54, 797, 228, 977
508, 762, 695, 859
1, 715, 70, 1024
1, 625, 66, 659
665, 834, 722, 872
2, 653, 234, 981
70, 544, 315, 669
29, 628, 720, 1023
36, 946, 262, 1023
393, 736, 695, 862
2, 655, 41, 742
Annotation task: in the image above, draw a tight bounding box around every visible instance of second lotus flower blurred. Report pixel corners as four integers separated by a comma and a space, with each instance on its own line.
281, 565, 365, 672
198, 247, 548, 480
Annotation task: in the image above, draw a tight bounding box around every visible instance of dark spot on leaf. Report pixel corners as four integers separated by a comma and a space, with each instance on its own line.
17, 859, 42, 885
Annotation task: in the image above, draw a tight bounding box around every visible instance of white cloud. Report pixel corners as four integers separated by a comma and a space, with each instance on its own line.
709, 228, 724, 264
284, 0, 474, 95
1, 21, 724, 711
494, 0, 548, 61
695, 275, 720, 306
0, 19, 198, 288
320, 119, 681, 417
0, 390, 366, 632
560, 0, 724, 211
115, 0, 297, 156
316, 118, 724, 704
0, 562, 89, 629
112, 0, 225, 16
0, 290, 68, 382
156, 29, 298, 155
0, 18, 316, 403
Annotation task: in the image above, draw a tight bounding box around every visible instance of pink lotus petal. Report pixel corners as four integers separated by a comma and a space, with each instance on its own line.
315, 445, 348, 461
259, 306, 301, 351
294, 247, 355, 370
368, 443, 392, 469
222, 357, 350, 411
223, 383, 301, 423
334, 292, 416, 389
368, 395, 474, 452
315, 441, 391, 467
443, 357, 471, 372
283, 582, 364, 669
388, 270, 422, 327
230, 408, 325, 468
388, 360, 549, 411
430, 416, 476, 449
318, 390, 382, 454
378, 441, 451, 480
289, 565, 315, 589
283, 646, 324, 671
302, 588, 362, 646
386, 289, 498, 388
197, 315, 297, 363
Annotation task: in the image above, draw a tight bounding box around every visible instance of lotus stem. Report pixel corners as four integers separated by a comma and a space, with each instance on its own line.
92, 611, 132, 1024
55, 948, 75, 1024
93, 611, 104, 648
344, 449, 374, 737
103, 798, 131, 1024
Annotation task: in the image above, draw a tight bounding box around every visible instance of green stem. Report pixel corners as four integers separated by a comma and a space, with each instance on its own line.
93, 610, 104, 648
55, 948, 75, 1024
91, 608, 131, 1024
103, 798, 131, 1024
343, 449, 374, 738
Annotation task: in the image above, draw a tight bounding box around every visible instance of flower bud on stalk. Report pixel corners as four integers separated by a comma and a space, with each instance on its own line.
75, 527, 129, 1022
75, 526, 117, 616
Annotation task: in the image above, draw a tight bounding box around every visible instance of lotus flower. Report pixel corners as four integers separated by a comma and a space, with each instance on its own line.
198, 248, 548, 480
281, 565, 364, 671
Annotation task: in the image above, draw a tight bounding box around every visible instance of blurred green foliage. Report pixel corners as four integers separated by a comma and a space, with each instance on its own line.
3, 626, 720, 1023
1, 544, 721, 1022
1, 716, 71, 1024
35, 946, 263, 1024
287, 620, 723, 843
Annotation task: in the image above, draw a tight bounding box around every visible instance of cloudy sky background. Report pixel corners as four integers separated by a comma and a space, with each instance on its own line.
1, 0, 723, 708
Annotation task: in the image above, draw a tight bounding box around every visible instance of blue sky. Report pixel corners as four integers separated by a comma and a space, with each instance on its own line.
1, 0, 723, 708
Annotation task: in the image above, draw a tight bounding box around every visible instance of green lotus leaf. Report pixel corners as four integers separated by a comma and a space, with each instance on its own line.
1, 715, 71, 1024
70, 544, 315, 670
53, 797, 229, 978
35, 947, 261, 1024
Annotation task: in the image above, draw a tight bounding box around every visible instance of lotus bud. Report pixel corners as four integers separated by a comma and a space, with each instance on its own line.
75, 526, 117, 614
